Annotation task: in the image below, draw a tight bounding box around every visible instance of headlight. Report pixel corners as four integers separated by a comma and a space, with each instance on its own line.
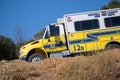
19, 51, 23, 55
19, 47, 23, 55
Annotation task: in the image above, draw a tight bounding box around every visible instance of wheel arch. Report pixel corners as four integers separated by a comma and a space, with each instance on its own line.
104, 41, 120, 49
26, 48, 48, 61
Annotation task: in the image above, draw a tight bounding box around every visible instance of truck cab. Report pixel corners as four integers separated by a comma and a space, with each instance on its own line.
19, 23, 69, 62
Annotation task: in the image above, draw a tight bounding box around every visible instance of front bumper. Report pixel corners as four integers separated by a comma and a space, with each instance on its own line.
20, 56, 27, 61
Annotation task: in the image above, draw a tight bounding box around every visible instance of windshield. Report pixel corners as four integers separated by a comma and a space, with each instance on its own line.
34, 28, 45, 39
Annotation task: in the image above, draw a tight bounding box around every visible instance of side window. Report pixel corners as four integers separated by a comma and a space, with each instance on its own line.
105, 16, 120, 27
50, 25, 60, 36
74, 19, 99, 31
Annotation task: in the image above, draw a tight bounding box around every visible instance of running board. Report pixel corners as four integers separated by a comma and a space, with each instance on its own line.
50, 50, 70, 58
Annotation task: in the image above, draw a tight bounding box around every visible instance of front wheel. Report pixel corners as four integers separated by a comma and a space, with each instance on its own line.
28, 53, 45, 62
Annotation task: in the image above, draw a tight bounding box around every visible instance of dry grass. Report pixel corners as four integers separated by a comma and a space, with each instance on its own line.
0, 49, 120, 80
60, 49, 120, 80
0, 61, 25, 80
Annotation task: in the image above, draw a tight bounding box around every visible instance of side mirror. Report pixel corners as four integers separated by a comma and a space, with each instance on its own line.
60, 40, 63, 44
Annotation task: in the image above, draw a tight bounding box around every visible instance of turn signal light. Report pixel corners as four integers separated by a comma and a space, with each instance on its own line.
23, 46, 26, 49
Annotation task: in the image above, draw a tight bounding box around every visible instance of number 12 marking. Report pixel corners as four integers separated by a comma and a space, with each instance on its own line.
73, 45, 84, 51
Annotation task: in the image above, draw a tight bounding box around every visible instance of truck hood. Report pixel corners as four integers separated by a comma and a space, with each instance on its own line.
20, 39, 43, 52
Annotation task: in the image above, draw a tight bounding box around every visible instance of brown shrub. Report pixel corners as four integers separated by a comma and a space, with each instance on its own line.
0, 61, 25, 80
59, 50, 120, 80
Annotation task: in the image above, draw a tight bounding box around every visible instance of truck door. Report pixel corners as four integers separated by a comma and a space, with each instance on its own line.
68, 32, 86, 54
43, 24, 67, 53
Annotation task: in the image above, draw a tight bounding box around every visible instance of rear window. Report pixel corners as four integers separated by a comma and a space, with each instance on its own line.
105, 16, 120, 27
74, 19, 99, 31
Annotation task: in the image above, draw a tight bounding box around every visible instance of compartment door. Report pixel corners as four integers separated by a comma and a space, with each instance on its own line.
69, 32, 86, 53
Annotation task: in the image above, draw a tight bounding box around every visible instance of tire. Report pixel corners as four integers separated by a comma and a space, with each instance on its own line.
28, 53, 45, 62
105, 44, 120, 50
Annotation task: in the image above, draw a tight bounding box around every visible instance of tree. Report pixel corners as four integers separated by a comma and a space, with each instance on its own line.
0, 35, 17, 60
15, 26, 26, 44
101, 0, 120, 10
14, 26, 26, 56
14, 26, 35, 56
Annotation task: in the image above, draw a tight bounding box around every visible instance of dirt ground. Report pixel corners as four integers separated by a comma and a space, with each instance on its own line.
0, 49, 120, 80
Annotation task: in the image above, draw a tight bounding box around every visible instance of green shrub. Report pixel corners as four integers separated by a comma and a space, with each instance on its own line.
0, 35, 17, 60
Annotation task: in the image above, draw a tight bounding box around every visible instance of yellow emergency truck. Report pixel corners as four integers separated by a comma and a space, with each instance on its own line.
19, 8, 120, 62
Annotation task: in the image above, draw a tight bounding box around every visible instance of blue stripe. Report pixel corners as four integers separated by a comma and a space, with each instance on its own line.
21, 56, 27, 61
44, 30, 120, 48
100, 30, 120, 36
44, 45, 50, 48
87, 34, 98, 40
44, 43, 66, 48
70, 39, 84, 44
85, 39, 95, 42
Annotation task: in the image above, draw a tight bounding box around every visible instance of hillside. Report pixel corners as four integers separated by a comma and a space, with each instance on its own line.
0, 49, 120, 80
